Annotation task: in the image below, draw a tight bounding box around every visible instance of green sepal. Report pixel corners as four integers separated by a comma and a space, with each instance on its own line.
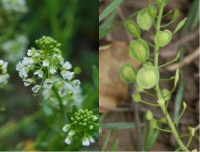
72, 105, 78, 115
136, 66, 159, 89
188, 127, 195, 136
154, 30, 172, 47
67, 111, 72, 122
129, 39, 149, 62
137, 7, 154, 30
132, 92, 141, 102
173, 18, 188, 34
174, 68, 179, 86
119, 63, 137, 83
124, 20, 141, 38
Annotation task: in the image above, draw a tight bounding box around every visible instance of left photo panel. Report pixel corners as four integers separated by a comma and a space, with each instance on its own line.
0, 0, 99, 151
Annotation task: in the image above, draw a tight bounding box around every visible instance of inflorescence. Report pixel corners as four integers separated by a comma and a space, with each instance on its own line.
0, 60, 9, 88
63, 108, 99, 146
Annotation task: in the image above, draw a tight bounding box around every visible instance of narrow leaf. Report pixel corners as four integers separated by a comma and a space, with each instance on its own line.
102, 130, 111, 151
100, 122, 137, 129
99, 0, 123, 22
110, 139, 119, 151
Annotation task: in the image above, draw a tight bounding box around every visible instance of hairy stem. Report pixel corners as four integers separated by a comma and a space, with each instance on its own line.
154, 3, 188, 151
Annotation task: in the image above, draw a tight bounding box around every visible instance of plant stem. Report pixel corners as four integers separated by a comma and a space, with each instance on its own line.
140, 100, 159, 106
52, 86, 65, 128
154, 3, 189, 151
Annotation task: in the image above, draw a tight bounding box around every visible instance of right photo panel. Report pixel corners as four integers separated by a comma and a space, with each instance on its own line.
99, 0, 199, 151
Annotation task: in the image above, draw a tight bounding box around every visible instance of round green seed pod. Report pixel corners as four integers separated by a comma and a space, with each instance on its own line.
119, 63, 137, 83
137, 8, 154, 30
136, 83, 144, 93
124, 20, 141, 38
154, 30, 172, 47
136, 66, 159, 89
132, 92, 141, 102
129, 39, 149, 62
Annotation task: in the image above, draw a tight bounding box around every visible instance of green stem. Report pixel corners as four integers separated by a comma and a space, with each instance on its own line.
141, 39, 155, 48
155, 127, 172, 133
154, 3, 189, 151
159, 59, 177, 68
160, 77, 174, 81
173, 107, 186, 125
142, 90, 155, 97
52, 86, 65, 127
186, 135, 192, 148
179, 134, 190, 138
140, 100, 159, 106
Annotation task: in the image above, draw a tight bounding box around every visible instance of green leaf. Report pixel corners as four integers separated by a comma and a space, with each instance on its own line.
100, 122, 137, 129
137, 66, 159, 89
119, 63, 137, 83
99, 23, 119, 39
154, 30, 172, 47
124, 20, 141, 38
102, 130, 111, 151
41, 101, 53, 116
174, 18, 188, 34
110, 139, 119, 151
99, 10, 117, 31
92, 108, 99, 115
99, 0, 123, 22
137, 7, 154, 30
92, 65, 99, 87
129, 39, 150, 62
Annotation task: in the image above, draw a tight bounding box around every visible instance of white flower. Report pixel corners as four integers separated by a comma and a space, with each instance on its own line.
82, 137, 90, 146
63, 82, 73, 90
62, 61, 72, 70
72, 79, 81, 89
27, 49, 35, 56
61, 70, 74, 80
42, 60, 50, 67
62, 124, 70, 132
89, 136, 95, 143
23, 78, 34, 86
32, 85, 41, 93
58, 87, 67, 97
0, 74, 9, 84
93, 115, 98, 121
65, 136, 72, 145
68, 130, 75, 136
50, 66, 57, 74
19, 70, 28, 78
22, 57, 34, 65
34, 70, 44, 78
43, 78, 54, 89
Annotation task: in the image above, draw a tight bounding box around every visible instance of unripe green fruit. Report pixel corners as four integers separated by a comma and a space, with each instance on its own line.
132, 92, 141, 102
119, 63, 137, 83
146, 110, 153, 120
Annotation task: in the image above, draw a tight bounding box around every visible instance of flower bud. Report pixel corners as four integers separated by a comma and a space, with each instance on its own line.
132, 92, 141, 102
146, 110, 153, 120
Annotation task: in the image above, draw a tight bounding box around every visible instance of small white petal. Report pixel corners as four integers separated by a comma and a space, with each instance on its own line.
82, 137, 90, 146
65, 136, 72, 145
89, 136, 95, 143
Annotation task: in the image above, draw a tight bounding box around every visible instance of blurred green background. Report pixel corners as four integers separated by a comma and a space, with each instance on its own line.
0, 0, 98, 151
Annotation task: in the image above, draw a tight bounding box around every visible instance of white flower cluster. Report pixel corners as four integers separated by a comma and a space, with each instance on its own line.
62, 126, 95, 146
2, 35, 29, 63
0, 60, 9, 88
16, 36, 81, 99
0, 0, 28, 13
42, 86, 83, 109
